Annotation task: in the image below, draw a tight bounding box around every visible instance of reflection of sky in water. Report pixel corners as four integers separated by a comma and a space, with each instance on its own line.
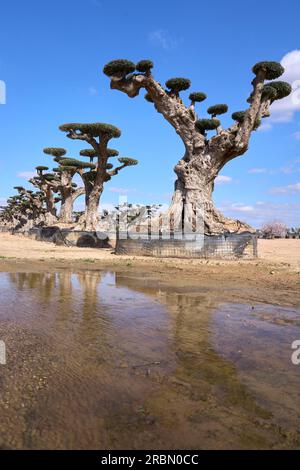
212, 303, 300, 429
1, 271, 300, 449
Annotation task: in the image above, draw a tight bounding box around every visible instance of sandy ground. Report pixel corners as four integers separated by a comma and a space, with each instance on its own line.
0, 232, 299, 269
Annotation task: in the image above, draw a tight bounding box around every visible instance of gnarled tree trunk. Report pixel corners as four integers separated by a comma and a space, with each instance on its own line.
107, 66, 271, 234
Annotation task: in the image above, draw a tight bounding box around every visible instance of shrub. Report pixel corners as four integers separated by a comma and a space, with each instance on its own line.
103, 59, 135, 77
195, 118, 220, 133
189, 92, 207, 102
165, 77, 191, 92
59, 122, 121, 138
231, 111, 246, 123
267, 81, 292, 100
43, 147, 66, 157
207, 104, 228, 116
252, 61, 284, 80
136, 60, 153, 73
118, 157, 138, 166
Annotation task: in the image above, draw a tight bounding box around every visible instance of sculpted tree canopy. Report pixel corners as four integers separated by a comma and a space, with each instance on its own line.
43, 147, 85, 224
59, 122, 138, 230
104, 59, 291, 234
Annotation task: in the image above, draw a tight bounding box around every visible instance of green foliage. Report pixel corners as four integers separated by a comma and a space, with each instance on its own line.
136, 60, 153, 73
14, 186, 25, 191
103, 59, 136, 77
59, 122, 121, 139
118, 157, 138, 166
106, 163, 113, 170
59, 158, 96, 170
54, 166, 78, 173
53, 156, 64, 163
189, 92, 207, 102
267, 81, 292, 100
43, 174, 57, 181
195, 119, 220, 133
80, 148, 119, 157
207, 104, 228, 116
36, 166, 49, 171
231, 111, 246, 123
106, 148, 119, 157
252, 61, 284, 80
144, 93, 154, 103
72, 183, 77, 188
261, 85, 277, 101
165, 77, 191, 92
43, 147, 67, 157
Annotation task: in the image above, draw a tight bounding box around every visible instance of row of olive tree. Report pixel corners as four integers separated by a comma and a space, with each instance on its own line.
0, 122, 138, 231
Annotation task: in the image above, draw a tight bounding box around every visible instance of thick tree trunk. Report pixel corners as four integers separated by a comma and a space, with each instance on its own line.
84, 184, 103, 231
167, 146, 252, 235
60, 191, 73, 223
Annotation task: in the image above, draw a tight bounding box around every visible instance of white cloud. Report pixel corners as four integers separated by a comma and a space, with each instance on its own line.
17, 171, 36, 179
257, 122, 272, 132
108, 187, 136, 194
269, 182, 300, 194
230, 203, 255, 212
247, 159, 300, 176
269, 50, 300, 123
215, 175, 232, 185
219, 201, 300, 227
248, 168, 267, 174
148, 30, 180, 50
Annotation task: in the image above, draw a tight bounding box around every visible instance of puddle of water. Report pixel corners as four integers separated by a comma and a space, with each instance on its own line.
0, 270, 299, 449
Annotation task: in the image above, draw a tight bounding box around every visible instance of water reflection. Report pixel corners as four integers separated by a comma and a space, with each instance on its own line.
0, 270, 299, 449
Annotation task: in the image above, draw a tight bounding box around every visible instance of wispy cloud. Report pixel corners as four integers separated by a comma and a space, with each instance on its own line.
257, 122, 273, 132
108, 187, 136, 194
248, 158, 300, 176
148, 29, 181, 50
219, 200, 300, 227
269, 182, 300, 194
215, 175, 232, 185
17, 171, 36, 179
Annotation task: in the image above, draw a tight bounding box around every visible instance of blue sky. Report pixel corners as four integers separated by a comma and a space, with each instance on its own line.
0, 0, 300, 227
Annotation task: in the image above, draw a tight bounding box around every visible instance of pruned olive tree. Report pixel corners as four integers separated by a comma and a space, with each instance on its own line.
1, 187, 46, 230
29, 166, 60, 224
43, 147, 85, 224
103, 59, 291, 234
59, 122, 138, 231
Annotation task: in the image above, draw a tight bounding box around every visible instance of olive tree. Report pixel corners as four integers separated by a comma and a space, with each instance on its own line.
43, 147, 85, 224
103, 59, 291, 234
29, 167, 60, 224
59, 122, 138, 231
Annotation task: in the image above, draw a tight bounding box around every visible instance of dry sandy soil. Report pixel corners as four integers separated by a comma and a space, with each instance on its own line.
0, 232, 299, 268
